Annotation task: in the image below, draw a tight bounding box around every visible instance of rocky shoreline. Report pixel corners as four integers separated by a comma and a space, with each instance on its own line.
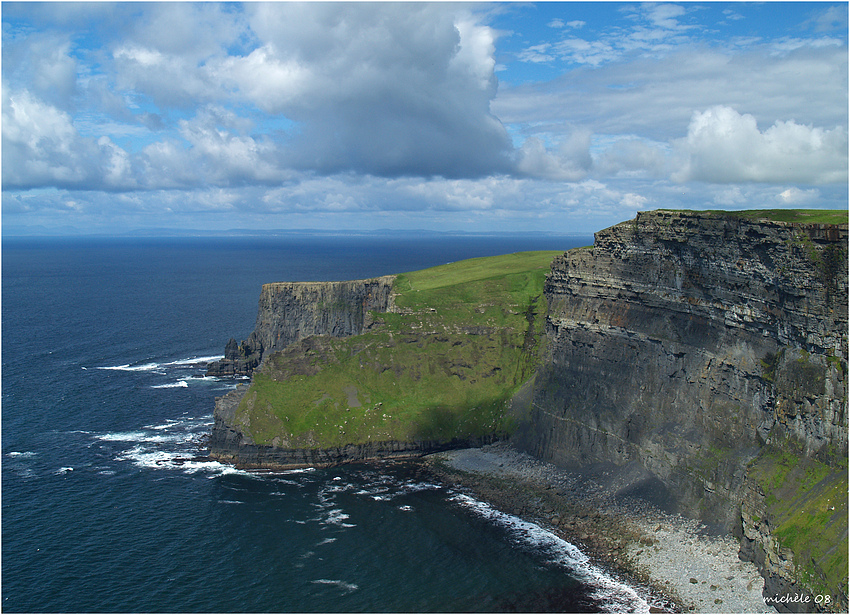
418, 442, 774, 614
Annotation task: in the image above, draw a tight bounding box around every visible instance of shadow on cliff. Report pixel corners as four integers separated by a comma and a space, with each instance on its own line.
408, 402, 513, 446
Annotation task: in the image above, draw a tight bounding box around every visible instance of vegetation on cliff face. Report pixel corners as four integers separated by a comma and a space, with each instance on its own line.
746, 438, 848, 609
233, 251, 558, 448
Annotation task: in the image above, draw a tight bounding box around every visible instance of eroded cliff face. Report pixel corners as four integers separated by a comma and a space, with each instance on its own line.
207, 276, 396, 377
513, 210, 847, 611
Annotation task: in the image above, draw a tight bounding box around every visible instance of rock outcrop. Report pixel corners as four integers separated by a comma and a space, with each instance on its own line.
206, 276, 396, 377
512, 210, 847, 611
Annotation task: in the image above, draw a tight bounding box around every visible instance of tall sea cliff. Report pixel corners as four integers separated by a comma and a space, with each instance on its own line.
208, 210, 848, 611
515, 210, 848, 610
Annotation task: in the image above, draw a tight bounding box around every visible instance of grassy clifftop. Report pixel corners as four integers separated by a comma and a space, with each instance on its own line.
233, 251, 560, 449
660, 208, 849, 225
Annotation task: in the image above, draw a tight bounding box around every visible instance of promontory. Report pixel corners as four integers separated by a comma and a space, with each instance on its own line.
207, 209, 848, 612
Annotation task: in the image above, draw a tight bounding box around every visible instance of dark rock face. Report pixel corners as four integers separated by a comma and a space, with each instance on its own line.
206, 276, 396, 377
511, 210, 847, 610
517, 211, 847, 519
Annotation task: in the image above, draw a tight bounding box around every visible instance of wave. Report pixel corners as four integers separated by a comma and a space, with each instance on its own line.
96, 354, 222, 374
97, 362, 161, 372
311, 579, 359, 593
95, 431, 152, 442
113, 445, 248, 477
7, 451, 38, 458
143, 417, 213, 431
162, 355, 223, 367
323, 508, 356, 528
151, 380, 189, 389
450, 493, 650, 613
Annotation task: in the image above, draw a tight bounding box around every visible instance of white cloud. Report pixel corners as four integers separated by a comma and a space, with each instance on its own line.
594, 138, 669, 178
3, 32, 78, 109
672, 105, 847, 184
517, 44, 555, 63
498, 45, 847, 143
2, 88, 91, 188
2, 2, 846, 235
517, 130, 592, 181
219, 3, 513, 178
777, 187, 820, 205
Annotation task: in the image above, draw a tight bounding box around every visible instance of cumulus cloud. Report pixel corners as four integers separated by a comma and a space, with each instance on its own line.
2, 87, 92, 188
672, 105, 847, 184
2, 2, 846, 235
225, 3, 513, 178
497, 45, 847, 143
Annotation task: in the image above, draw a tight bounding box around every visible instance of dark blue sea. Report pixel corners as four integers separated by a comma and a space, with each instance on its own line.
2, 233, 652, 613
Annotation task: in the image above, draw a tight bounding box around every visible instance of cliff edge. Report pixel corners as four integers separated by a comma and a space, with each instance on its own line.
513, 209, 847, 611
206, 276, 396, 377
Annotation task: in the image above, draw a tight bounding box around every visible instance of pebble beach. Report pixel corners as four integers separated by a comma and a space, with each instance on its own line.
425, 442, 775, 614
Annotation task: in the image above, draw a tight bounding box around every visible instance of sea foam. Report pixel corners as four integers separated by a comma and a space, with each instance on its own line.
450, 493, 651, 613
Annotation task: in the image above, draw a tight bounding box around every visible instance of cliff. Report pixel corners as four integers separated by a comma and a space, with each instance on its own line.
207, 210, 848, 611
206, 276, 396, 377
208, 251, 557, 467
513, 210, 847, 611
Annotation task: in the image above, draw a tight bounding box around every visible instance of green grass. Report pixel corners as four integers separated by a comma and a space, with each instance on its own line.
723, 209, 848, 225
659, 208, 848, 225
234, 251, 561, 449
749, 444, 848, 604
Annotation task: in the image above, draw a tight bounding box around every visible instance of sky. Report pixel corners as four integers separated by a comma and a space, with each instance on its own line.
2, 1, 848, 235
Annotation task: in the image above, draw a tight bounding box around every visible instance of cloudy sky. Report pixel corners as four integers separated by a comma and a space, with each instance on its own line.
2, 2, 847, 235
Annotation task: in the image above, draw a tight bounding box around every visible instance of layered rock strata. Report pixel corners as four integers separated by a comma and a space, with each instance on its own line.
206, 276, 396, 377
513, 210, 847, 611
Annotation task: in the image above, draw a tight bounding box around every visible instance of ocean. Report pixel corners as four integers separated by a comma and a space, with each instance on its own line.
2, 233, 652, 613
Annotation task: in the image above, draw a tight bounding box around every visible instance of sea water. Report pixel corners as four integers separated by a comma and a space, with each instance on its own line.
2, 234, 651, 613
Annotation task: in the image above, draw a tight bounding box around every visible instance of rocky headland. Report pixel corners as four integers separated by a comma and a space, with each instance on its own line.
207, 210, 848, 612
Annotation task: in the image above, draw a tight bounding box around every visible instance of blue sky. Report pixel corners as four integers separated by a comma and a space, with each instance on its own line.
2, 2, 847, 235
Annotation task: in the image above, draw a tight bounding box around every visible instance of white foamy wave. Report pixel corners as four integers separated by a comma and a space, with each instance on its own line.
7, 451, 38, 458
96, 431, 151, 442
97, 362, 162, 372
450, 493, 650, 613
311, 579, 358, 593
95, 428, 197, 446
55, 467, 74, 475
111, 443, 251, 478
324, 508, 356, 528
144, 419, 182, 430
151, 380, 189, 389
163, 355, 223, 367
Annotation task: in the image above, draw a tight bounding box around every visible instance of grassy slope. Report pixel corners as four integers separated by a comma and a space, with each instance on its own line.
748, 441, 848, 607
237, 251, 560, 449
